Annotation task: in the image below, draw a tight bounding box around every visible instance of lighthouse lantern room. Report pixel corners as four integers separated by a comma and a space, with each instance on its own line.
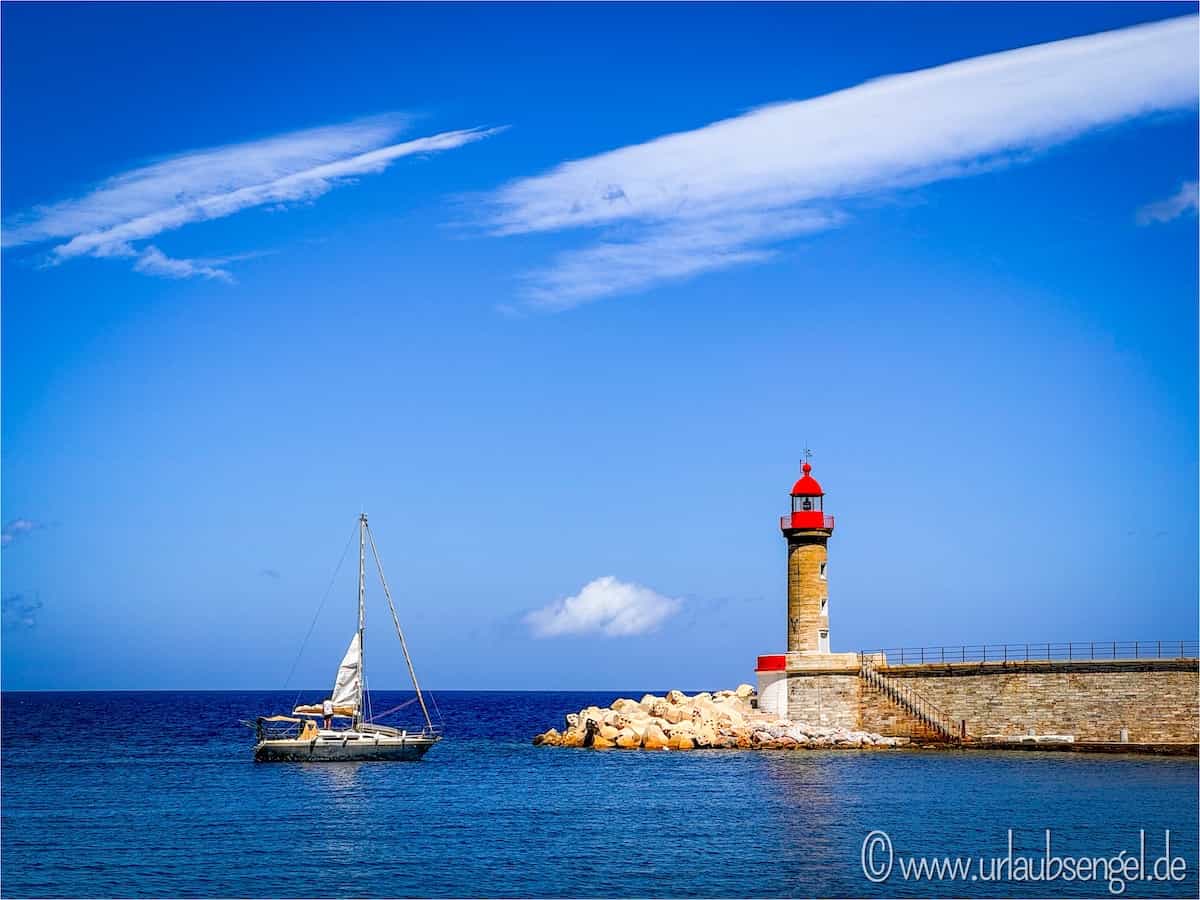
783, 461, 833, 531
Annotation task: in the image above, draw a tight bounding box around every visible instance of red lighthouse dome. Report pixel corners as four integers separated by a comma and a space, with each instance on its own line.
782, 461, 834, 532
790, 461, 823, 497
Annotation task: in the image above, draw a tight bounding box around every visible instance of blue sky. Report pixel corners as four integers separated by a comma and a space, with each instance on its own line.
2, 3, 1197, 691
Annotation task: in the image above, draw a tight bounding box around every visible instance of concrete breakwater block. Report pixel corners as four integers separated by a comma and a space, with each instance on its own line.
532, 686, 903, 750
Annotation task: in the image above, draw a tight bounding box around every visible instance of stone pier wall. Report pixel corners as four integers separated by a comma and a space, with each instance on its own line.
783, 657, 1199, 744
783, 652, 861, 729
786, 674, 859, 729
858, 675, 944, 740
861, 659, 1199, 743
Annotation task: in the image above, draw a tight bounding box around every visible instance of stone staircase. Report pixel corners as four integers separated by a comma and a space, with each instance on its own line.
860, 655, 961, 743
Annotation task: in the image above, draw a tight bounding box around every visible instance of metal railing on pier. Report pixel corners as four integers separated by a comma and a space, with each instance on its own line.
860, 640, 1199, 667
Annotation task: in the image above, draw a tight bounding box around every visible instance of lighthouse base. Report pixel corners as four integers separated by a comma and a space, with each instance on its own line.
756, 652, 861, 727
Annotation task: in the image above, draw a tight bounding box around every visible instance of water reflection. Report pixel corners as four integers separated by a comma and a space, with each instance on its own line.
753, 752, 855, 879
291, 760, 368, 808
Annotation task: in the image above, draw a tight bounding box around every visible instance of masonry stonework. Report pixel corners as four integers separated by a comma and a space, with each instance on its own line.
786, 538, 828, 652
858, 675, 944, 740
786, 673, 859, 729
858, 660, 1199, 744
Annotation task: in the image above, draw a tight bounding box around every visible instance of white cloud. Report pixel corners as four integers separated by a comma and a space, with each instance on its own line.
2, 593, 42, 631
133, 246, 234, 282
525, 576, 682, 637
1136, 180, 1199, 225
1, 519, 43, 548
487, 15, 1198, 308
522, 208, 842, 310
5, 115, 503, 280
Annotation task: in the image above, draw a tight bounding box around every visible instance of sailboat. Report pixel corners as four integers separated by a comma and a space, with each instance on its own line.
253, 513, 442, 761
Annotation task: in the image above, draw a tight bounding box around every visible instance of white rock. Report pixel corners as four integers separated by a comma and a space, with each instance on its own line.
663, 705, 688, 725
615, 728, 641, 749
642, 723, 669, 749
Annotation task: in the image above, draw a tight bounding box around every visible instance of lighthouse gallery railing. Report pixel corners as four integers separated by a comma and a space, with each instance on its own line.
779, 514, 836, 530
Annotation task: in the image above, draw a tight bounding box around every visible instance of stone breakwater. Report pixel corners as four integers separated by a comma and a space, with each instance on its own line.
532, 685, 905, 750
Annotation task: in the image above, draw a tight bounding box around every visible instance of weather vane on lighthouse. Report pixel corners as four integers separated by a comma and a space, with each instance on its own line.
802, 445, 813, 465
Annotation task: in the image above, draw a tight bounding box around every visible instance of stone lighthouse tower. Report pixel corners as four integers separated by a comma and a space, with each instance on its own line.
781, 457, 834, 654
756, 456, 849, 720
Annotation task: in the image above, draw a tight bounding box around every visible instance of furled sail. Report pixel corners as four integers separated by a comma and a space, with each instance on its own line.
292, 703, 356, 717
329, 632, 362, 712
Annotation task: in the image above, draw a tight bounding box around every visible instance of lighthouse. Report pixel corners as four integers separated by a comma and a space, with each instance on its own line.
782, 458, 834, 654
756, 456, 840, 719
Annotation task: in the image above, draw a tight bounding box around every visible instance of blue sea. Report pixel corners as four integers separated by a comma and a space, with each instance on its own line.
2, 691, 1196, 898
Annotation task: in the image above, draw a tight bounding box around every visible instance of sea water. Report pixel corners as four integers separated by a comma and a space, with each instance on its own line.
2, 691, 1196, 898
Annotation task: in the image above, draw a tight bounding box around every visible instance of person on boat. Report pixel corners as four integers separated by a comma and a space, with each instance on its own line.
322, 698, 333, 730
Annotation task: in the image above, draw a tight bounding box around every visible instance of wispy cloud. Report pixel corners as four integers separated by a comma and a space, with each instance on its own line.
525, 576, 682, 637
521, 209, 843, 310
133, 246, 236, 282
1137, 180, 1199, 225
1, 519, 44, 549
5, 114, 503, 280
487, 15, 1198, 309
2, 593, 42, 630
259, 568, 282, 580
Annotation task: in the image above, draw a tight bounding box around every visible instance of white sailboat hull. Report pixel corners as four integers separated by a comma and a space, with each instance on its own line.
255, 731, 440, 762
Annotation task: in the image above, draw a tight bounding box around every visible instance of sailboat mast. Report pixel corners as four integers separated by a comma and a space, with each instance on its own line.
357, 512, 367, 727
